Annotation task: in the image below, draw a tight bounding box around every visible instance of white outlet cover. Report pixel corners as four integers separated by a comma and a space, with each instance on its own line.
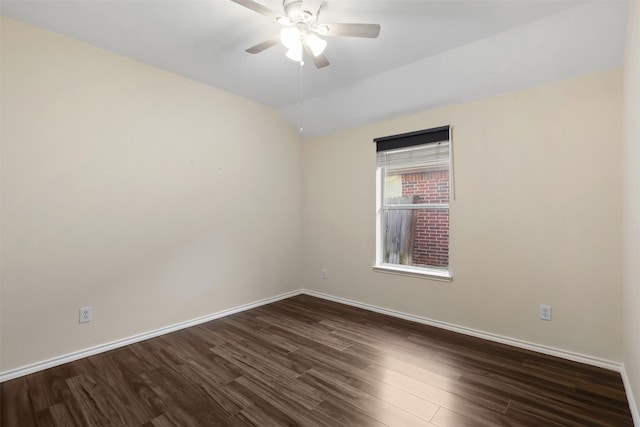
539, 304, 552, 321
79, 307, 92, 323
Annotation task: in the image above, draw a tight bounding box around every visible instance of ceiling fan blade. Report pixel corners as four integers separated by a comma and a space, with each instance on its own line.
246, 35, 281, 54
304, 44, 330, 69
230, 0, 282, 20
322, 23, 380, 38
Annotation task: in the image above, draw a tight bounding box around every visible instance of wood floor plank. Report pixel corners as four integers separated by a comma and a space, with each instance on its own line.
314, 395, 389, 427
295, 357, 441, 422
346, 375, 441, 422
60, 397, 91, 427
140, 366, 231, 426
25, 370, 71, 413
229, 376, 334, 427
235, 404, 289, 427
430, 407, 496, 427
504, 402, 587, 427
224, 381, 304, 427
299, 368, 437, 426
209, 344, 311, 399
2, 377, 37, 427
256, 312, 355, 351
342, 340, 463, 380
144, 414, 177, 427
230, 359, 327, 412
458, 368, 634, 425
364, 363, 509, 415
326, 319, 441, 360
66, 373, 128, 426
168, 361, 246, 416
374, 358, 460, 390
145, 412, 189, 427
1, 294, 633, 426
87, 351, 164, 424
210, 327, 309, 377
431, 346, 621, 416
218, 315, 299, 354
507, 398, 633, 427
47, 402, 81, 427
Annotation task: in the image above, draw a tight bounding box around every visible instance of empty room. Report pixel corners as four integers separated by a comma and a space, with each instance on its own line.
1, 0, 639, 425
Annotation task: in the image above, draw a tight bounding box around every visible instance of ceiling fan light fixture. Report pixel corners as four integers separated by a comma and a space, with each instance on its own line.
285, 44, 303, 62
305, 33, 327, 56
280, 26, 301, 49
233, 0, 380, 69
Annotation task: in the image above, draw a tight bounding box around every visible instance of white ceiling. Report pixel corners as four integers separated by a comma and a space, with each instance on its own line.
0, 0, 630, 138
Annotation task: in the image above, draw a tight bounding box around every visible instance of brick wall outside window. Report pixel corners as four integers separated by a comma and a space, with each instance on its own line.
401, 170, 449, 267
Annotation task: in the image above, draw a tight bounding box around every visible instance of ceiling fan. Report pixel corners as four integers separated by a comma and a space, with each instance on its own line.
231, 0, 381, 69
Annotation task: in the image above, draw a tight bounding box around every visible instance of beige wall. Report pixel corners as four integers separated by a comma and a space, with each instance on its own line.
0, 17, 302, 372
301, 68, 623, 362
623, 0, 640, 418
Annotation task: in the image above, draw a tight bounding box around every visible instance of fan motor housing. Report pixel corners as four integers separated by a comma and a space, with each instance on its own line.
283, 0, 309, 23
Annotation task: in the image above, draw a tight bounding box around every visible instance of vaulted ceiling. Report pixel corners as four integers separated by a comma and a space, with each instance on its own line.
1, 0, 629, 137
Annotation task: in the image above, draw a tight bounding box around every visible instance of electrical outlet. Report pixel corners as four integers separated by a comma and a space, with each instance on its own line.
539, 304, 552, 321
321, 268, 328, 279
79, 307, 92, 323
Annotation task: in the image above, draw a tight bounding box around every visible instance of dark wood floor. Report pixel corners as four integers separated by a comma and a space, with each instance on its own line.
1, 294, 634, 426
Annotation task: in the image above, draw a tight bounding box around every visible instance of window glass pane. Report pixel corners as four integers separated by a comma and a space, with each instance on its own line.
376, 133, 452, 275
383, 166, 449, 205
382, 207, 449, 268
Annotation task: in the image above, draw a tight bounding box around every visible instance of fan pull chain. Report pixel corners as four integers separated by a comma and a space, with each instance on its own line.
298, 60, 304, 134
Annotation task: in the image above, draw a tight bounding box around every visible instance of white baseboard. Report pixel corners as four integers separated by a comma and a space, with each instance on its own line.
301, 289, 624, 372
0, 290, 302, 383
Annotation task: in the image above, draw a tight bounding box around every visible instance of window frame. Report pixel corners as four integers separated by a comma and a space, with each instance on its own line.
374, 128, 453, 282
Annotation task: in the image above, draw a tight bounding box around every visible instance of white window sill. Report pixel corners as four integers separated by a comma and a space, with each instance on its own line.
373, 264, 452, 282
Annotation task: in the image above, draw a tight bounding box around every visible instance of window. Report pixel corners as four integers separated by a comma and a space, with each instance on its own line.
374, 126, 452, 280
